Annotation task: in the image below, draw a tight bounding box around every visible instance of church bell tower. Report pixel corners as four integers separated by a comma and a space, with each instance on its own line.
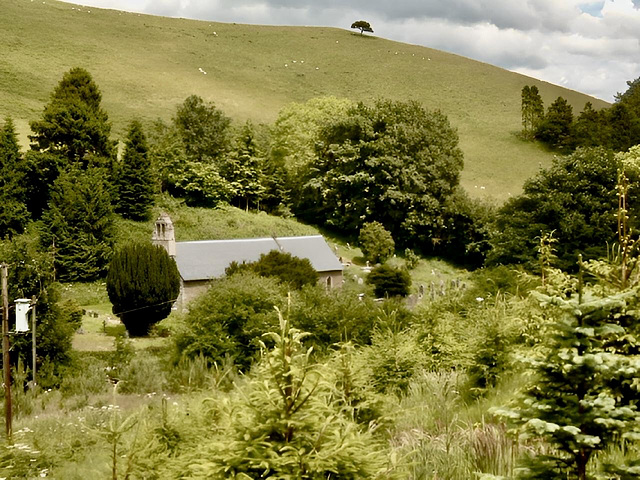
152, 212, 176, 258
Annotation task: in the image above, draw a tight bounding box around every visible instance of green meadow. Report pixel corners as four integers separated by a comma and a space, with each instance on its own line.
1, 0, 609, 200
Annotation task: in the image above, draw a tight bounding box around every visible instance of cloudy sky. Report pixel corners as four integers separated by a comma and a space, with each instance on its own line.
75, 0, 640, 101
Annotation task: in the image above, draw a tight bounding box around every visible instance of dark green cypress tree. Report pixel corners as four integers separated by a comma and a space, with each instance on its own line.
106, 242, 180, 337
0, 117, 30, 237
41, 166, 116, 281
115, 120, 154, 220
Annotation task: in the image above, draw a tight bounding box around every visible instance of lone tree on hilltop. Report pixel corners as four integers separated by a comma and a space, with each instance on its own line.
351, 20, 373, 35
106, 242, 180, 337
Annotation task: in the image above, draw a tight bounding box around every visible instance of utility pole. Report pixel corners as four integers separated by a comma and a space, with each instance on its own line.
1, 264, 12, 439
31, 296, 36, 387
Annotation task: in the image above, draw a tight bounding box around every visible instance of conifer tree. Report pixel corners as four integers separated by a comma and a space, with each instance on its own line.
521, 85, 544, 138
41, 166, 116, 281
29, 67, 115, 165
221, 122, 266, 211
535, 96, 574, 150
498, 281, 640, 479
106, 242, 180, 337
0, 117, 29, 237
115, 120, 154, 220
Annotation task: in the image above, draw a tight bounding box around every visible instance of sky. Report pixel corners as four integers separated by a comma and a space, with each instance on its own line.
73, 0, 640, 102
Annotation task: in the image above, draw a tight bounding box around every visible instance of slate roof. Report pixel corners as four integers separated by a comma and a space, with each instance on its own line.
175, 235, 342, 282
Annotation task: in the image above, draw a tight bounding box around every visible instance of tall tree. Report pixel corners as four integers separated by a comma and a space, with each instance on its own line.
535, 96, 574, 150
29, 67, 115, 165
607, 103, 640, 152
296, 99, 464, 250
521, 85, 544, 138
115, 120, 154, 220
221, 122, 266, 211
573, 102, 607, 148
0, 117, 29, 237
173, 94, 230, 162
40, 166, 116, 281
488, 147, 639, 271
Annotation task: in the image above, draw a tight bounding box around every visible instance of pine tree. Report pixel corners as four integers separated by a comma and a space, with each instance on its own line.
41, 166, 116, 281
29, 67, 115, 165
115, 120, 154, 220
536, 96, 574, 150
498, 283, 640, 479
221, 122, 266, 211
0, 117, 29, 237
106, 242, 180, 337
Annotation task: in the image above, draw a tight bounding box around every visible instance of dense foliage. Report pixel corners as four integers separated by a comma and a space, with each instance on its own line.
295, 99, 465, 254
226, 250, 319, 289
114, 120, 154, 221
175, 273, 286, 369
521, 77, 640, 152
40, 166, 116, 281
367, 263, 412, 298
106, 242, 180, 337
0, 117, 29, 237
358, 221, 395, 264
29, 67, 114, 164
488, 147, 637, 271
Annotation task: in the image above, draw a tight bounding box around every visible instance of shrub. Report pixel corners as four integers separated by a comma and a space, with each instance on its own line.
106, 242, 180, 337
367, 263, 411, 297
289, 284, 378, 350
359, 221, 395, 263
226, 249, 318, 289
174, 272, 286, 369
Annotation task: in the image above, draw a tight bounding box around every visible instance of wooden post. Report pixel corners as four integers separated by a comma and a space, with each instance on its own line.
1, 264, 12, 439
31, 296, 36, 387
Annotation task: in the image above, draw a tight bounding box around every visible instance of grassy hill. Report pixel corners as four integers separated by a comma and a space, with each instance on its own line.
2, 0, 610, 200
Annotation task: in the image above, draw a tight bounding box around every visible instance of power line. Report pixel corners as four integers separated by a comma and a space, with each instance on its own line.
112, 297, 178, 317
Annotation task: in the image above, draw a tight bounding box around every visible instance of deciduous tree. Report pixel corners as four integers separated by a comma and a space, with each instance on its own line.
359, 221, 395, 264
351, 20, 374, 35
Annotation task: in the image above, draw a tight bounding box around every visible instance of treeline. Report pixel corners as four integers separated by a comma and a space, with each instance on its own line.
521, 78, 640, 152
1, 67, 489, 276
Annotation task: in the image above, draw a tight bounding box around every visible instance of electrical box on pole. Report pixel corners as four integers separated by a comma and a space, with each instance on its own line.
14, 298, 31, 332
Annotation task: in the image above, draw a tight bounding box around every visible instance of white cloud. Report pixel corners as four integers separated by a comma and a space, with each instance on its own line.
70, 0, 640, 101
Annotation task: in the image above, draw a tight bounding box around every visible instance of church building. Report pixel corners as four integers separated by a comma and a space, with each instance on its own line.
152, 213, 343, 308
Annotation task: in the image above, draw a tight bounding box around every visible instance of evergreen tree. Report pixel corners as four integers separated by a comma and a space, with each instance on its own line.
498, 287, 640, 479
106, 242, 180, 337
367, 264, 411, 298
0, 117, 29, 237
607, 103, 640, 152
29, 67, 115, 165
521, 85, 544, 138
21, 150, 65, 219
115, 120, 154, 220
41, 166, 116, 281
536, 96, 574, 150
221, 122, 266, 211
573, 102, 607, 148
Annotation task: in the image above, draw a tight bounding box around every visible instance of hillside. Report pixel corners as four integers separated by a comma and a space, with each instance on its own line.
1, 0, 610, 199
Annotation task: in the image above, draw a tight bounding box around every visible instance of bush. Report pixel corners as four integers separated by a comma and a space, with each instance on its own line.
367, 263, 411, 298
174, 272, 286, 369
106, 242, 181, 337
289, 284, 379, 350
359, 221, 395, 264
226, 249, 318, 289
